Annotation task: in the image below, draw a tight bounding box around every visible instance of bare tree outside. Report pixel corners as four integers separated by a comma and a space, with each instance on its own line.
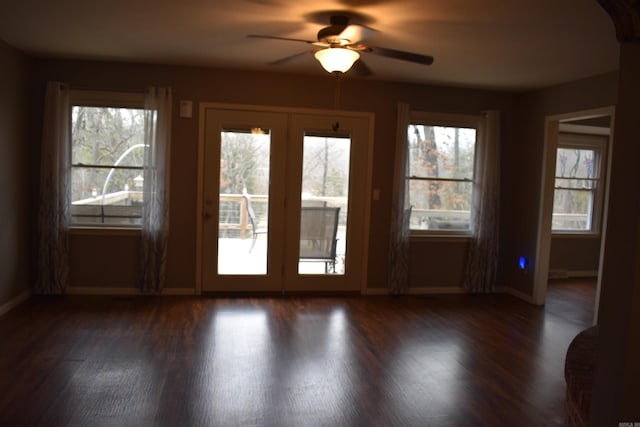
408, 124, 476, 230
71, 106, 145, 200
302, 136, 350, 198
552, 147, 597, 230
70, 106, 146, 225
219, 130, 270, 237
216, 131, 350, 238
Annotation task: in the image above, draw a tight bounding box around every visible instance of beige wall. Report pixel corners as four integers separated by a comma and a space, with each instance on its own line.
0, 41, 30, 306
550, 236, 601, 273
30, 59, 515, 292
68, 233, 141, 289
409, 240, 468, 289
27, 58, 618, 295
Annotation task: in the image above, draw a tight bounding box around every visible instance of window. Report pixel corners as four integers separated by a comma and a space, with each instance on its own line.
552, 133, 607, 233
69, 91, 146, 227
407, 113, 478, 234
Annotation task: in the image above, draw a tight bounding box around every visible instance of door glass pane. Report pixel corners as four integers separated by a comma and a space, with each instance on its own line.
218, 128, 270, 275
299, 134, 350, 275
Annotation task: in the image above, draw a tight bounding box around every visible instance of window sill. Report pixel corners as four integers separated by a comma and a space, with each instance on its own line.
551, 232, 601, 239
410, 232, 472, 243
69, 226, 141, 237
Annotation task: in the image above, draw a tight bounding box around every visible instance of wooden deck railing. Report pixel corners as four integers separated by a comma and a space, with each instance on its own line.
219, 194, 348, 239
219, 193, 268, 239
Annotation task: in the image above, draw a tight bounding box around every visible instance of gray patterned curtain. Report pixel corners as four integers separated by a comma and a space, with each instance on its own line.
35, 82, 71, 294
140, 87, 172, 293
388, 103, 412, 294
464, 111, 501, 293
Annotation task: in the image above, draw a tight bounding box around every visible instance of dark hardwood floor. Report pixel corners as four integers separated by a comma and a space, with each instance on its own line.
0, 279, 596, 426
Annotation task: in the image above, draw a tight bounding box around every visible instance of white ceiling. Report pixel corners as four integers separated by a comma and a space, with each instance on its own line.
0, 0, 620, 91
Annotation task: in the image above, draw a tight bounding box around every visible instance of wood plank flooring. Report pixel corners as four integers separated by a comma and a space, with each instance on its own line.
0, 280, 596, 426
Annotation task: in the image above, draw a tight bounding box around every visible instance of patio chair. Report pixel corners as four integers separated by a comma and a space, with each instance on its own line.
242, 189, 267, 253
301, 199, 327, 207
299, 206, 340, 273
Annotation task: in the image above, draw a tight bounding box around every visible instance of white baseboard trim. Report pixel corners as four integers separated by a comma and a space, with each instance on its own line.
568, 270, 598, 278
67, 287, 138, 295
66, 287, 196, 296
363, 286, 466, 295
162, 288, 197, 296
548, 269, 569, 279
498, 286, 537, 304
408, 286, 466, 295
549, 269, 598, 279
62, 285, 546, 303
362, 288, 390, 295
0, 290, 30, 316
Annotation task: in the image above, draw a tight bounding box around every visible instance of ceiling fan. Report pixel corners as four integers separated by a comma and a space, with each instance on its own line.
248, 14, 434, 76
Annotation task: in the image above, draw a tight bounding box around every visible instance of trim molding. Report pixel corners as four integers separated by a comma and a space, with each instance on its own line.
363, 288, 390, 295
0, 290, 30, 316
559, 123, 610, 136
549, 269, 599, 279
62, 285, 552, 304
568, 270, 598, 278
363, 286, 466, 295
66, 287, 197, 296
408, 286, 466, 295
161, 288, 197, 296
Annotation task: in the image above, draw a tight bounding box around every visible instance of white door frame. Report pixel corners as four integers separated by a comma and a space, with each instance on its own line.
533, 106, 615, 322
195, 103, 374, 294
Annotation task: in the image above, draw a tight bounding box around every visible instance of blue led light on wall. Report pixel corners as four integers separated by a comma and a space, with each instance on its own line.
518, 256, 527, 270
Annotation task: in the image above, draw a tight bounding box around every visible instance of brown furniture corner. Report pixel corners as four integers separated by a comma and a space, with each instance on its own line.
564, 325, 599, 427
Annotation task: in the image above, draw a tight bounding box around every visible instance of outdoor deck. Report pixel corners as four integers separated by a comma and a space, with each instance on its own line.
217, 230, 346, 276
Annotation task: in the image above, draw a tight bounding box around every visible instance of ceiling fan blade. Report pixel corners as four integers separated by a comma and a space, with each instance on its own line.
248, 34, 316, 45
268, 51, 311, 66
365, 46, 434, 66
351, 59, 373, 77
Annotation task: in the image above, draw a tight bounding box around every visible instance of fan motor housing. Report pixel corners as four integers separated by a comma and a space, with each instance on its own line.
317, 15, 351, 45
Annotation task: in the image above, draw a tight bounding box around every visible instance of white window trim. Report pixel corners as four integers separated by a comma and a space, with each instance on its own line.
408, 111, 481, 238
552, 132, 607, 236
69, 90, 146, 230
69, 226, 140, 236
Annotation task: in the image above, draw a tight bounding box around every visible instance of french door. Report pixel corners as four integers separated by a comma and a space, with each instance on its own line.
200, 106, 371, 293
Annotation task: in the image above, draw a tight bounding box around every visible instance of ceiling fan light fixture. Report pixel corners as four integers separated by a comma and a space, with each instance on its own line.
314, 47, 360, 73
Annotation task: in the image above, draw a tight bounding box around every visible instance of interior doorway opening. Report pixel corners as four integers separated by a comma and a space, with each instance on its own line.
534, 107, 614, 324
